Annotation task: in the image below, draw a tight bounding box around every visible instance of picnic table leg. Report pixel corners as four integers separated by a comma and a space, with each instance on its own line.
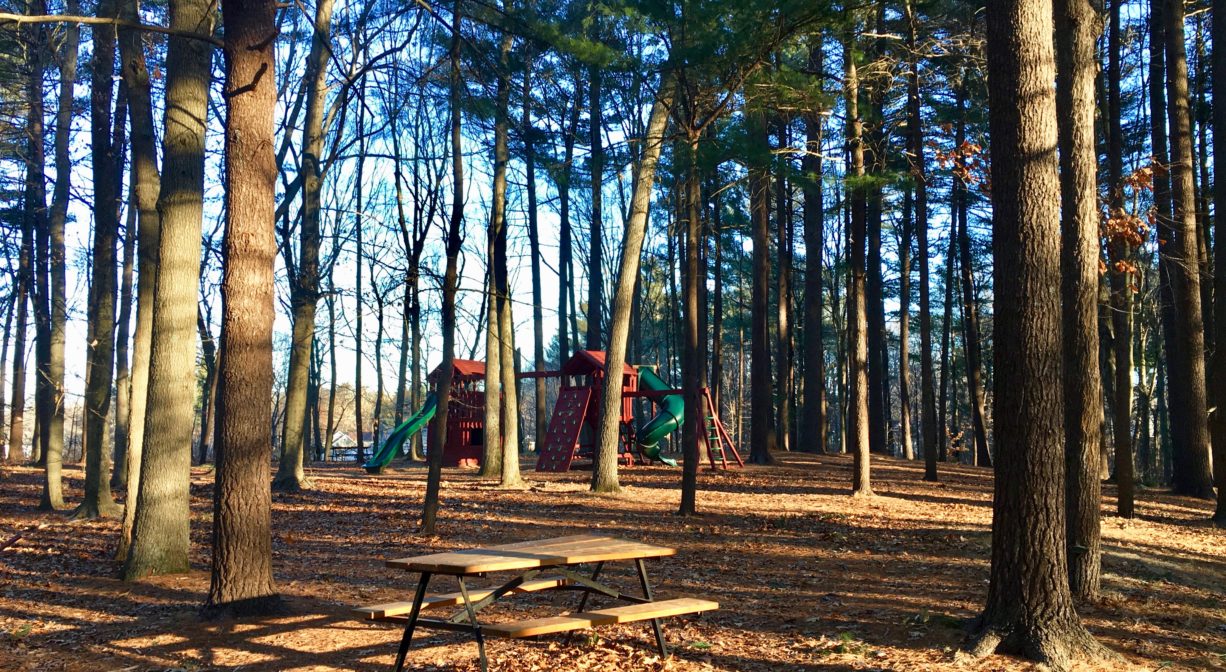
573, 561, 605, 612
393, 572, 432, 672
635, 559, 668, 658
457, 576, 488, 672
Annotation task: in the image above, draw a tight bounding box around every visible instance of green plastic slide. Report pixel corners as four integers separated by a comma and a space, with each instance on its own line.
364, 392, 438, 473
636, 367, 681, 467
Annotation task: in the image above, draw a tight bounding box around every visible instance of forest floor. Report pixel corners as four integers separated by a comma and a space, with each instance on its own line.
0, 453, 1223, 672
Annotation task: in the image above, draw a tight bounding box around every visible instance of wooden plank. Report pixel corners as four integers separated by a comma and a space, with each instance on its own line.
481, 615, 595, 638
352, 577, 570, 619
387, 536, 675, 574
579, 598, 719, 626
481, 597, 719, 638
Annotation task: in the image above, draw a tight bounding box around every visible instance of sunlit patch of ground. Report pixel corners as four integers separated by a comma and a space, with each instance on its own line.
0, 452, 1221, 671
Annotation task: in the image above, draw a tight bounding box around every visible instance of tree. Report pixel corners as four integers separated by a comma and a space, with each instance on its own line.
1163, 0, 1215, 499
1104, 0, 1133, 519
905, 0, 938, 480
34, 0, 67, 511
845, 31, 870, 495
205, 0, 281, 615
421, 0, 465, 535
800, 40, 826, 456
1054, 0, 1104, 598
125, 0, 215, 576
589, 75, 671, 497
115, 0, 162, 562
275, 0, 336, 492
965, 0, 1107, 665
75, 0, 121, 519
1210, 0, 1226, 524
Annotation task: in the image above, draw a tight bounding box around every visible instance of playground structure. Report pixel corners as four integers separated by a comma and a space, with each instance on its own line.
363, 350, 743, 473
364, 359, 486, 473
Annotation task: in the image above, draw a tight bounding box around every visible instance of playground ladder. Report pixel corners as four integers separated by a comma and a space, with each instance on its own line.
535, 388, 592, 472
701, 388, 744, 469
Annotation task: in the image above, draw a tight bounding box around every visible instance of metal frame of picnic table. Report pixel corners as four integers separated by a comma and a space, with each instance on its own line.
390, 550, 670, 672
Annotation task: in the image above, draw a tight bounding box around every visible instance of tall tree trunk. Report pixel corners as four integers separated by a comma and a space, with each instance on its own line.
114, 0, 161, 561
802, 52, 827, 456
749, 106, 776, 466
1055, 0, 1105, 599
1209, 0, 1226, 523
76, 0, 121, 519
965, 1, 1106, 663
205, 0, 281, 614
865, 170, 886, 457
0, 295, 11, 460
353, 81, 367, 465
523, 52, 546, 449
586, 64, 604, 350
845, 32, 870, 495
8, 172, 32, 463
681, 130, 704, 513
557, 78, 580, 361
1164, 0, 1216, 499
591, 82, 671, 496
899, 191, 914, 461
275, 0, 334, 491
34, 0, 64, 510
775, 120, 794, 453
938, 216, 955, 462
125, 0, 215, 575
196, 307, 218, 463
906, 0, 938, 479
112, 169, 136, 486
1105, 0, 1134, 519
954, 90, 990, 467
490, 30, 520, 486
422, 0, 465, 534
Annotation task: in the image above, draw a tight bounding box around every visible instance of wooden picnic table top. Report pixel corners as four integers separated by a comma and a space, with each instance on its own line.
386, 534, 676, 575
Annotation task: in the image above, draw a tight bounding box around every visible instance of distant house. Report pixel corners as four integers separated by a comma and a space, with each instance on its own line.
331, 432, 357, 449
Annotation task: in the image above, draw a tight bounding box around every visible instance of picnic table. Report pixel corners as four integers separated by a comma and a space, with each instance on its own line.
354, 534, 719, 672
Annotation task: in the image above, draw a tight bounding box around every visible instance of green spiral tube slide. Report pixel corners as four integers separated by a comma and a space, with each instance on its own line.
636, 367, 681, 467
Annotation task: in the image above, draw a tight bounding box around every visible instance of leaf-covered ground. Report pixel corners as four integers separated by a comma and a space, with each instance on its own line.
0, 453, 1222, 671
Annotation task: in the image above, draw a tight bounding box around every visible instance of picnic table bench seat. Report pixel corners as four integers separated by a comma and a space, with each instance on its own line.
480, 597, 719, 638
353, 576, 572, 621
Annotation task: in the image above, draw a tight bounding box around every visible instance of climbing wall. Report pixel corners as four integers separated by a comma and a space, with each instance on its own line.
535, 388, 593, 472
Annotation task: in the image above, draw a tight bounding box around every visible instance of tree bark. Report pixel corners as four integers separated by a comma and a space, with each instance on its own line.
125, 0, 215, 574
591, 81, 671, 496
1209, 0, 1226, 523
421, 0, 465, 534
1104, 0, 1133, 519
845, 32, 870, 495
1164, 0, 1215, 499
899, 190, 914, 461
8, 163, 32, 463
33, 0, 64, 510
801, 40, 826, 456
1054, 0, 1105, 599
112, 165, 136, 486
205, 0, 281, 614
586, 63, 604, 350
76, 0, 121, 519
906, 0, 938, 479
954, 88, 990, 468
523, 52, 547, 449
749, 106, 776, 466
776, 120, 794, 454
115, 0, 161, 561
275, 0, 335, 491
965, 1, 1107, 664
